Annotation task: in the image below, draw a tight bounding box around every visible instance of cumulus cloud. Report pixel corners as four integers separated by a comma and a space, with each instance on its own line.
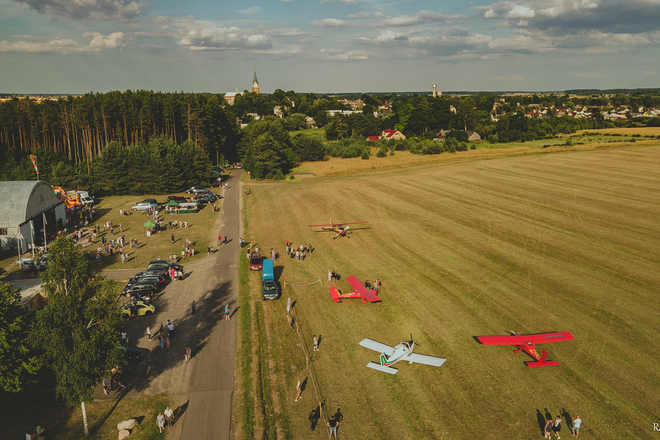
382, 11, 457, 26
312, 18, 347, 27
480, 0, 660, 34
0, 31, 125, 53
346, 11, 386, 18
319, 48, 371, 60
320, 0, 357, 5
14, 0, 145, 21
236, 6, 262, 15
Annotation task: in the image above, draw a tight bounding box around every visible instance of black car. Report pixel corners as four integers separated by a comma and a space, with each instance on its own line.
128, 276, 166, 290
136, 269, 170, 280
148, 260, 183, 272
122, 283, 157, 297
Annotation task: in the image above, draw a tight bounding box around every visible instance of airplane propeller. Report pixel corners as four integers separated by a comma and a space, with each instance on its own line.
410, 333, 419, 347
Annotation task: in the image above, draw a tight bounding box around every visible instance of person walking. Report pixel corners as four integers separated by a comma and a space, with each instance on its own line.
308, 408, 319, 431
184, 345, 192, 363
158, 335, 164, 349
572, 415, 581, 437
225, 304, 231, 320
167, 320, 174, 339
191, 300, 196, 315
146, 326, 151, 341
145, 358, 152, 376
157, 413, 165, 433
327, 417, 339, 439
164, 406, 174, 427
287, 297, 291, 313
554, 415, 562, 439
313, 335, 319, 352
295, 380, 303, 402
171, 233, 175, 243
545, 419, 553, 439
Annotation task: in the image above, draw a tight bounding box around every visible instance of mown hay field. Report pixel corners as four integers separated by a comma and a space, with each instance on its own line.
239, 145, 660, 439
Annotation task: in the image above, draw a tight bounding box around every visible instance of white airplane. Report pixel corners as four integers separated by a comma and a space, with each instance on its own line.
359, 336, 447, 374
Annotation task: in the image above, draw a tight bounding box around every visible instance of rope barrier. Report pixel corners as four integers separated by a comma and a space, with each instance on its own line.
285, 283, 332, 439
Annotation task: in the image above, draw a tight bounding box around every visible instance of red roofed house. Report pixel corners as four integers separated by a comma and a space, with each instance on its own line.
367, 136, 381, 141
366, 129, 406, 141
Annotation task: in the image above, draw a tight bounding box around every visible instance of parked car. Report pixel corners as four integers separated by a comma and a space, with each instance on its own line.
136, 269, 171, 280
185, 186, 206, 194
121, 300, 155, 318
121, 346, 144, 363
261, 259, 279, 300
250, 253, 263, 271
132, 201, 159, 211
80, 195, 94, 206
209, 180, 221, 188
122, 282, 157, 297
148, 260, 184, 272
126, 275, 166, 289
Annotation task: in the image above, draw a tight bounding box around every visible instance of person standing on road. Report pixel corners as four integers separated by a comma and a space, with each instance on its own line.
164, 406, 174, 427
225, 304, 231, 320
167, 320, 174, 339
191, 300, 196, 315
157, 413, 165, 433
184, 345, 192, 363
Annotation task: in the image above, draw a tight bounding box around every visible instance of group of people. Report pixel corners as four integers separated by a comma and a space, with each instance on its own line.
545, 414, 582, 439
285, 241, 313, 262
156, 406, 175, 433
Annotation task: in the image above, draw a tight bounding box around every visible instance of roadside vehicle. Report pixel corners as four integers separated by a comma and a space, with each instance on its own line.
121, 346, 144, 363
132, 200, 159, 211
122, 282, 157, 298
237, 164, 242, 169
80, 195, 94, 206
126, 275, 166, 289
250, 253, 263, 271
136, 269, 170, 280
261, 259, 279, 300
185, 186, 206, 194
121, 300, 155, 318
148, 260, 184, 272
209, 180, 221, 188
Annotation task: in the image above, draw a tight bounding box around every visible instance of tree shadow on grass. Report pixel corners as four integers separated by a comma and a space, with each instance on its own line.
90, 386, 130, 436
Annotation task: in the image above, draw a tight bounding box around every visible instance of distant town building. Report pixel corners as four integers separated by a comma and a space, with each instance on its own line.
224, 89, 240, 106
252, 71, 260, 94
467, 131, 481, 142
432, 83, 441, 97
367, 129, 406, 141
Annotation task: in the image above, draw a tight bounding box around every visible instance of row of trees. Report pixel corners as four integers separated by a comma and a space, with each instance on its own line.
0, 91, 238, 166
0, 238, 122, 435
0, 136, 213, 195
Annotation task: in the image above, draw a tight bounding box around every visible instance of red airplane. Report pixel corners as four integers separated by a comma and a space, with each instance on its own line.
476, 331, 573, 367
309, 218, 369, 239
329, 276, 381, 303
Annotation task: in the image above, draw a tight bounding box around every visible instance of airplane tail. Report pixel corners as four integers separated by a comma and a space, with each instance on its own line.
526, 350, 560, 367
367, 362, 397, 374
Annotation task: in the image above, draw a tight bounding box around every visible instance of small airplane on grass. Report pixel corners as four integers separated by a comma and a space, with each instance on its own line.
329, 276, 380, 303
476, 331, 574, 367
359, 335, 446, 374
309, 218, 369, 239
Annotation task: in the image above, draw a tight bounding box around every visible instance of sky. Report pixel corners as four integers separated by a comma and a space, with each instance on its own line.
0, 0, 659, 94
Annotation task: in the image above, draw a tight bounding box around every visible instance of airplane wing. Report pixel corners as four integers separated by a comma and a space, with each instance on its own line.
407, 353, 447, 368
346, 276, 381, 303
359, 339, 395, 356
477, 332, 573, 346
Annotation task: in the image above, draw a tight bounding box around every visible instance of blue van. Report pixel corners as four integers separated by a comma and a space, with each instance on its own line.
261, 259, 279, 300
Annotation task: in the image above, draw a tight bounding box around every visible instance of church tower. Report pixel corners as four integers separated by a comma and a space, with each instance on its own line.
252, 71, 260, 94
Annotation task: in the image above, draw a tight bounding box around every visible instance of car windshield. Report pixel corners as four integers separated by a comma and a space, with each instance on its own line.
264, 284, 276, 291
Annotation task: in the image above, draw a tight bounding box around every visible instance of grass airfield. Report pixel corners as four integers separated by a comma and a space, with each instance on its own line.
238, 145, 660, 439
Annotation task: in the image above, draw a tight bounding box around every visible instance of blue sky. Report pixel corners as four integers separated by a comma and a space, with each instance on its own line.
1, 0, 659, 94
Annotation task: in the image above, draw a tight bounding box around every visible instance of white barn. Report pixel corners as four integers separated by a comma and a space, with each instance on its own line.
0, 181, 66, 251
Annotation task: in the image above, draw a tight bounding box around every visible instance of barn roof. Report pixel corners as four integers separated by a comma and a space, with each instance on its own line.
0, 181, 58, 228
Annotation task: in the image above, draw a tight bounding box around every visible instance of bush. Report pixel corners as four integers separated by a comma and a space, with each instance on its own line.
470, 144, 477, 150
361, 150, 370, 160
422, 142, 442, 155
274, 170, 285, 180
289, 174, 295, 180
376, 147, 388, 158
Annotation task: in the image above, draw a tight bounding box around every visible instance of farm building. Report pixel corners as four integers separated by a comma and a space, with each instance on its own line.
0, 181, 65, 251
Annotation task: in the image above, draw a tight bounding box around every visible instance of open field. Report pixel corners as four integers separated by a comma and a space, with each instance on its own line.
237, 144, 660, 438
291, 128, 327, 143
